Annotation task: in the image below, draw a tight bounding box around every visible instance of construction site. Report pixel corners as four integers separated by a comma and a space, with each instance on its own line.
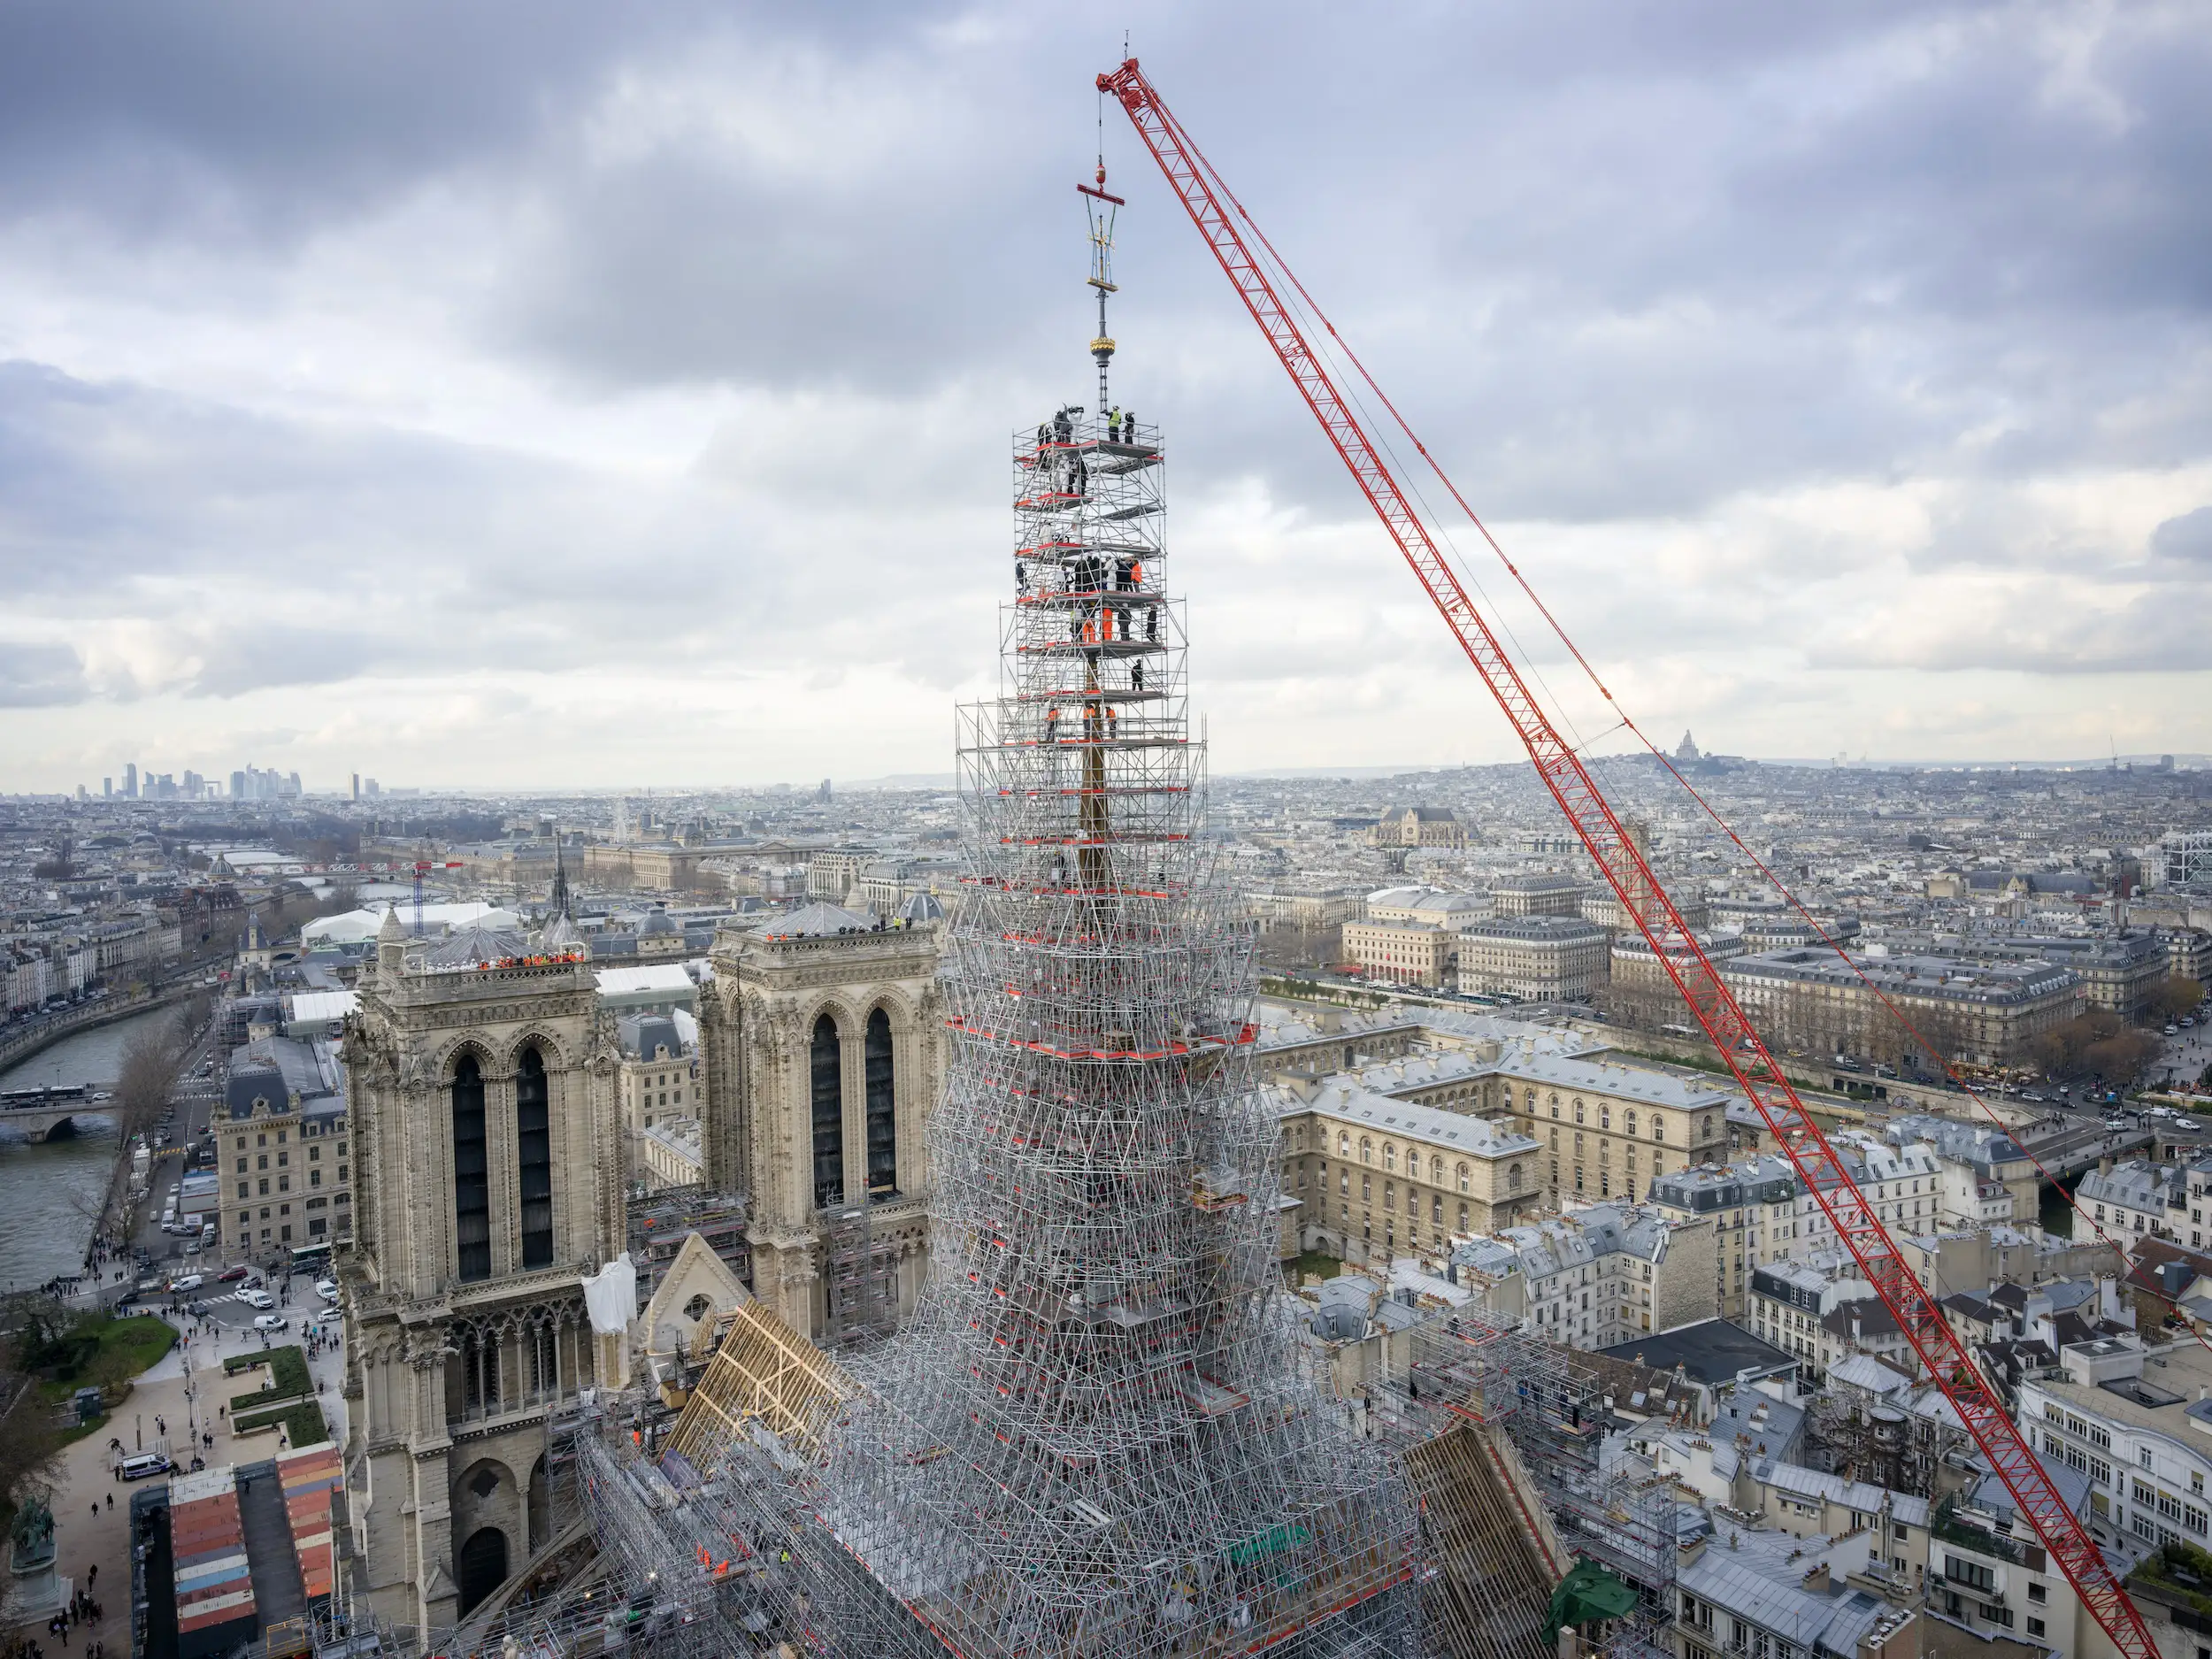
237, 57, 2168, 1659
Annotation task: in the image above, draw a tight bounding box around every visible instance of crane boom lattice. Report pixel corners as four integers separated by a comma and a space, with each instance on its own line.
1096, 55, 2156, 1659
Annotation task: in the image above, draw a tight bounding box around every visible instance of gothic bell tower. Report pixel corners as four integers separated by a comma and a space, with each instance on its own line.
338, 909, 626, 1632
695, 902, 944, 1345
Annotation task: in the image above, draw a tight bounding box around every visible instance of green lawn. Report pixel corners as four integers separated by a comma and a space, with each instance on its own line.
233, 1400, 330, 1448
31, 1313, 177, 1443
35, 1314, 176, 1404
227, 1345, 311, 1409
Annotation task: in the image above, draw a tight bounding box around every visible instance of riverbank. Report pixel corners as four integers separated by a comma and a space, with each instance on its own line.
0, 979, 202, 1080
0, 1005, 196, 1295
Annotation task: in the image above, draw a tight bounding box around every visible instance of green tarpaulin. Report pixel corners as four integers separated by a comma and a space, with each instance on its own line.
1542, 1559, 1639, 1645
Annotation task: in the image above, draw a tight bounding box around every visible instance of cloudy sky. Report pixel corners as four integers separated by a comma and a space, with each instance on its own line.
1, 2, 2206, 795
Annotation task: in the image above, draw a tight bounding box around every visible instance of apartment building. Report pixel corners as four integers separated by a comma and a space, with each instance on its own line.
1340, 918, 1454, 988
2020, 1334, 2211, 1562
1279, 1087, 1544, 1266
217, 1034, 349, 1256
1748, 1259, 1878, 1384
1489, 872, 1586, 917
1746, 1464, 1930, 1584
2079, 1157, 2186, 1245
1582, 885, 1709, 935
1990, 931, 2171, 1021
1601, 931, 1747, 1033
615, 1011, 695, 1136
1495, 1054, 1732, 1207
1648, 1156, 1803, 1319
1673, 1525, 1896, 1659
1885, 1113, 2038, 1225
1922, 1466, 2090, 1651
1724, 949, 2084, 1071
1456, 914, 1609, 1002
1451, 1201, 1719, 1348
1245, 885, 1369, 932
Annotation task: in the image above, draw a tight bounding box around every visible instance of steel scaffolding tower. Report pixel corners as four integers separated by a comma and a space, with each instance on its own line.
789, 310, 1417, 1651
474, 180, 1419, 1659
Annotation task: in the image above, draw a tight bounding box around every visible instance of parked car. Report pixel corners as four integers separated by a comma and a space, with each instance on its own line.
251, 1313, 288, 1333
240, 1288, 275, 1310
218, 1265, 250, 1282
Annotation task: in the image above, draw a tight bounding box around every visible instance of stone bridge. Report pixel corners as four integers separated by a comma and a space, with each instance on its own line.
0, 1086, 112, 1143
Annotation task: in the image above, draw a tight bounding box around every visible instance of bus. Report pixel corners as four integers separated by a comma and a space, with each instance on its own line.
289, 1242, 332, 1276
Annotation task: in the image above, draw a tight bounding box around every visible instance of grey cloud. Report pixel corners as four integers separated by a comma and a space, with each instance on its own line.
6, 4, 2205, 529
183, 628, 374, 700
0, 641, 85, 706
2151, 506, 2212, 564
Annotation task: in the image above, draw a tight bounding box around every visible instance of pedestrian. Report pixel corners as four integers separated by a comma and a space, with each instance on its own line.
86, 1567, 95, 1590
104, 1494, 111, 1512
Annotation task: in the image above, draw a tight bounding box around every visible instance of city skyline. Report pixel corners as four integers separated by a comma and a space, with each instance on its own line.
3, 4, 2208, 791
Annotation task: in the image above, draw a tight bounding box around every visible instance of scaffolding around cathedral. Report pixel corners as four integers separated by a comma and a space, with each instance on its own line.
470, 234, 1427, 1646
1376, 1311, 1679, 1659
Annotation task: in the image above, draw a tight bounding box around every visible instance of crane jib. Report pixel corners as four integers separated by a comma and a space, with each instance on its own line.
1098, 54, 2157, 1659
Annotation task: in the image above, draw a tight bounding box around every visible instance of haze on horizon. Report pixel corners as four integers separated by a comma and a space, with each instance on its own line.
2, 2, 2208, 796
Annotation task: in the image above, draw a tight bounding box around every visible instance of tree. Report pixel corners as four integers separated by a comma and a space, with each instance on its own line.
2033, 1009, 2133, 1080
2152, 977, 2208, 1023
0, 1371, 62, 1520
112, 1015, 185, 1144
2085, 1027, 2159, 1087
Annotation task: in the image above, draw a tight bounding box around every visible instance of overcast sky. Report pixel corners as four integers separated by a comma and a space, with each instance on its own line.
1, 2, 2206, 795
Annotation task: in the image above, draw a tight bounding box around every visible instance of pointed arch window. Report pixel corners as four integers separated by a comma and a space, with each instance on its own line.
811, 1014, 844, 1209
864, 1008, 898, 1199
452, 1055, 491, 1283
517, 1047, 553, 1270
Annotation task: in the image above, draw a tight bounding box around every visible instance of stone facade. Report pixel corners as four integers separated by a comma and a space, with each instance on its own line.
336, 918, 626, 1634
1490, 1054, 1732, 1207
695, 905, 943, 1343
1368, 805, 1466, 849
1340, 918, 1454, 988
1455, 914, 1609, 1002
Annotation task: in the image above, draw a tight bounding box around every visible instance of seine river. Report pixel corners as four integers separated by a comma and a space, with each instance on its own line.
0, 1004, 180, 1294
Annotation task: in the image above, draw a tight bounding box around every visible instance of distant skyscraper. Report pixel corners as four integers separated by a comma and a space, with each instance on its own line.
123, 762, 137, 800
818, 778, 833, 803
351, 772, 360, 802
231, 770, 247, 800
102, 778, 111, 798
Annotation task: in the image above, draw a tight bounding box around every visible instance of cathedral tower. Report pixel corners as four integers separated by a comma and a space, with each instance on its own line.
695, 902, 944, 1343
337, 910, 625, 1633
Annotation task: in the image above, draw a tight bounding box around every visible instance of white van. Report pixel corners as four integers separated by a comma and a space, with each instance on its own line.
118, 1453, 170, 1481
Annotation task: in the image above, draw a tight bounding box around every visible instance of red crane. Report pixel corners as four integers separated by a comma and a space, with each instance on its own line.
1097, 57, 2156, 1659
411, 859, 463, 936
